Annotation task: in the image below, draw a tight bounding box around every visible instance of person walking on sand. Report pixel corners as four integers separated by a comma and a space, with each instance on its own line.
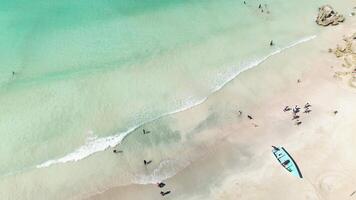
270, 40, 274, 46
144, 160, 152, 165
304, 109, 311, 113
304, 103, 311, 108
283, 106, 291, 112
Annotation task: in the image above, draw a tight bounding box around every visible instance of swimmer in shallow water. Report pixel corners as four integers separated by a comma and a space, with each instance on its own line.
270, 40, 274, 46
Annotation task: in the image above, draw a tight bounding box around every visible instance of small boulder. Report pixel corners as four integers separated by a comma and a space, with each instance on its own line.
316, 5, 345, 26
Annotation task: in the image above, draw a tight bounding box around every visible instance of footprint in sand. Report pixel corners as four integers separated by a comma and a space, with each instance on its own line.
316, 170, 354, 199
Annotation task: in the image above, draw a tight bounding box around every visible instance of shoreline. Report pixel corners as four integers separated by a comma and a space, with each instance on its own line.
36, 35, 318, 170
85, 14, 356, 200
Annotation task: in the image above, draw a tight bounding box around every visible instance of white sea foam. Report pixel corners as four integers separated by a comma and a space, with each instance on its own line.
36, 35, 316, 169
132, 159, 191, 184
36, 127, 136, 168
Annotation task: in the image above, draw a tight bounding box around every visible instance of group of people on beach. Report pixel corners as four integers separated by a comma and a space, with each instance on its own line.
283, 103, 312, 125
157, 182, 171, 197
114, 128, 172, 197
237, 110, 259, 127
142, 129, 172, 197
258, 3, 270, 14
142, 129, 154, 168
243, 1, 271, 14
242, 1, 274, 47
113, 128, 172, 197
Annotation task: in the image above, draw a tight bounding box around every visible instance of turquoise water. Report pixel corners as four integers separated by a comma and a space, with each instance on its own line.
0, 0, 352, 199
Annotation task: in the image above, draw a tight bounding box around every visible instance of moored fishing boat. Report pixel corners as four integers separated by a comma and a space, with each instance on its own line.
272, 146, 303, 178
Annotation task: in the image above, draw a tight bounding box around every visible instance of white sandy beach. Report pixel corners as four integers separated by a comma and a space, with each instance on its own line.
1, 2, 355, 200
85, 13, 356, 200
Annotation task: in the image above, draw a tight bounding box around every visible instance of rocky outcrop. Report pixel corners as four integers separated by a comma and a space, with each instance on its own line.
329, 33, 356, 89
316, 5, 345, 26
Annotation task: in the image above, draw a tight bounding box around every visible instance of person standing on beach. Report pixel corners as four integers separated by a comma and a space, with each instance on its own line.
157, 182, 166, 188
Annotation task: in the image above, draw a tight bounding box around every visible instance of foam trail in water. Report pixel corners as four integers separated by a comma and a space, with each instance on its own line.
36, 35, 316, 169
37, 127, 136, 168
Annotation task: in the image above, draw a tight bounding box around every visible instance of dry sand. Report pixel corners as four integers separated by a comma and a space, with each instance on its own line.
85, 16, 356, 200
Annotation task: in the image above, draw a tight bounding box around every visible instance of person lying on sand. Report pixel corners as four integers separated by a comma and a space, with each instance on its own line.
113, 150, 123, 153
160, 191, 171, 196
247, 115, 253, 120
295, 121, 302, 126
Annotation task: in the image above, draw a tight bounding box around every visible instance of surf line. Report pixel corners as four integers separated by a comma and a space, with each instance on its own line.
36, 35, 317, 169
